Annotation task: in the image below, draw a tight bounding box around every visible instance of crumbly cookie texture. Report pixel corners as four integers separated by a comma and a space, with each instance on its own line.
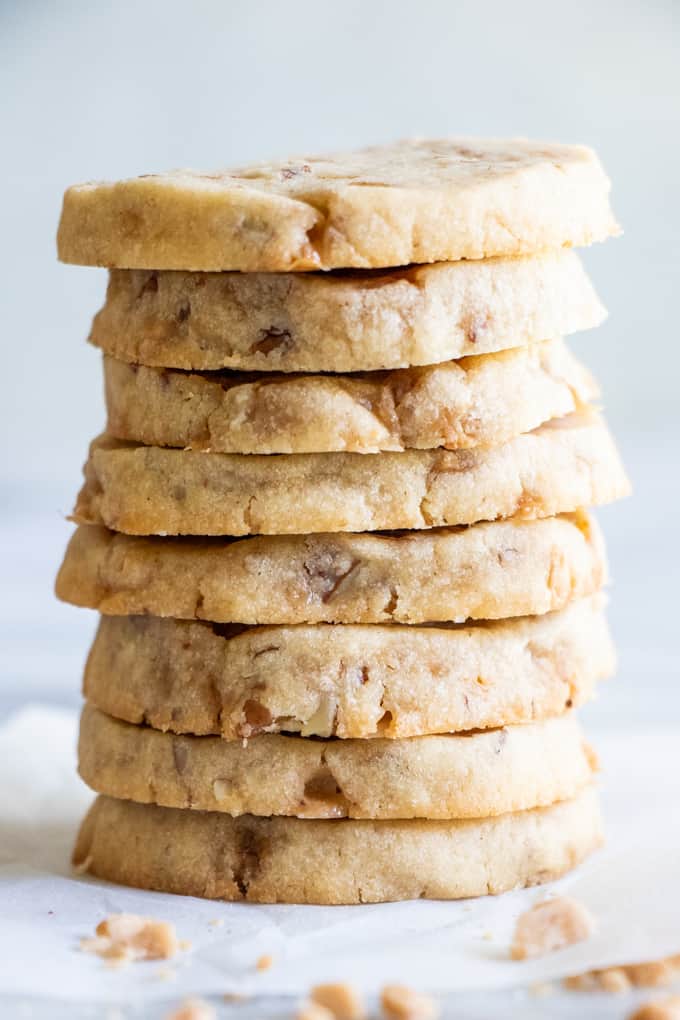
55, 512, 607, 625
83, 595, 614, 739
90, 251, 605, 373
72, 788, 603, 904
565, 955, 680, 993
73, 413, 629, 536
103, 339, 598, 455
79, 914, 178, 962
511, 895, 596, 960
57, 138, 618, 271
78, 705, 596, 820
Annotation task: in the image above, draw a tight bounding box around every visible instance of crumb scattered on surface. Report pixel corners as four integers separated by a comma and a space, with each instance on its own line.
296, 1002, 335, 1020
164, 999, 216, 1020
256, 953, 274, 971
223, 992, 249, 1003
309, 982, 366, 1019
511, 896, 595, 960
380, 983, 440, 1019
628, 995, 680, 1020
565, 955, 680, 993
481, 931, 493, 941
80, 913, 180, 963
566, 966, 633, 993
565, 966, 631, 993
208, 918, 224, 929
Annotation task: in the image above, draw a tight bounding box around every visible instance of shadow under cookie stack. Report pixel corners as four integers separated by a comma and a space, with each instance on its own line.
56, 139, 629, 904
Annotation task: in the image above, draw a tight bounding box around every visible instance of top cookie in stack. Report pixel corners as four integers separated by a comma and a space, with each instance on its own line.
58, 138, 618, 272
56, 139, 629, 905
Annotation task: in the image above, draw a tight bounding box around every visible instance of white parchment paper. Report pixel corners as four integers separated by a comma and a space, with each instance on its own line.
0, 706, 678, 1004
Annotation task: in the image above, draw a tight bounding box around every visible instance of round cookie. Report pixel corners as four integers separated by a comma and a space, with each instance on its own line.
56, 512, 607, 625
103, 340, 598, 455
73, 788, 603, 904
78, 705, 596, 820
57, 138, 618, 271
84, 595, 614, 739
90, 251, 605, 373
73, 412, 629, 536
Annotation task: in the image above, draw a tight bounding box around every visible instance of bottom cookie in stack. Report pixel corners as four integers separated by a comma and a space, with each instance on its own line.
74, 790, 602, 905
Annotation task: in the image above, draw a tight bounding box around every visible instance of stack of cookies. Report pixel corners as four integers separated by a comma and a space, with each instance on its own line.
56, 139, 629, 904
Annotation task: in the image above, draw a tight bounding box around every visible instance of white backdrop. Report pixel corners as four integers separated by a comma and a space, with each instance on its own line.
0, 0, 678, 718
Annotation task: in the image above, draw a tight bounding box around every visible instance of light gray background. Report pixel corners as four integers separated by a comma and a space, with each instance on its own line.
0, 3, 678, 1017
0, 0, 678, 719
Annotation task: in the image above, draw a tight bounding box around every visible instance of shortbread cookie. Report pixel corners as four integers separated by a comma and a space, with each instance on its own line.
56, 513, 606, 625
78, 706, 596, 820
57, 138, 618, 271
84, 596, 614, 739
90, 251, 605, 373
73, 788, 603, 903
73, 413, 628, 536
103, 340, 598, 455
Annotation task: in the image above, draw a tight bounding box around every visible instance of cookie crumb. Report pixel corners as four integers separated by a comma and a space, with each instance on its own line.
511, 896, 595, 960
208, 918, 224, 929
297, 1003, 334, 1020
164, 1000, 216, 1020
628, 995, 680, 1020
223, 992, 249, 1003
565, 967, 631, 993
80, 913, 179, 962
565, 955, 680, 993
309, 982, 366, 1019
256, 953, 273, 971
599, 968, 633, 993
381, 984, 440, 1019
